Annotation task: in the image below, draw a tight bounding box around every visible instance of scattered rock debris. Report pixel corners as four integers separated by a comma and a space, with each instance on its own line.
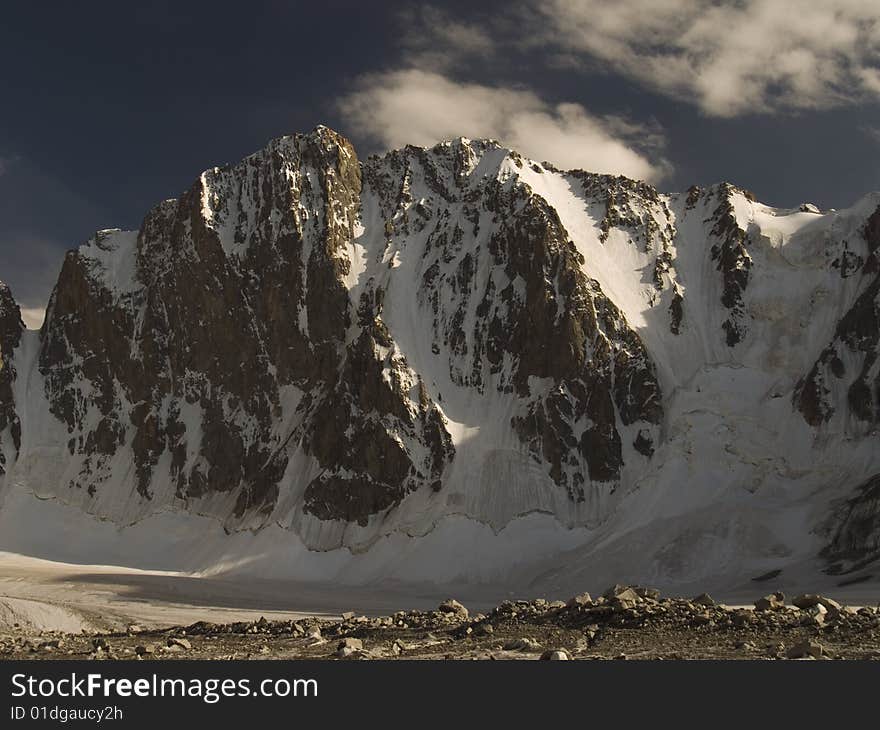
3, 589, 879, 660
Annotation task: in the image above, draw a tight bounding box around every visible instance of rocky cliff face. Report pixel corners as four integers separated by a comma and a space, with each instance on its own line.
1, 127, 880, 582
35, 128, 455, 533
362, 143, 662, 502
0, 283, 22, 475
821, 473, 880, 574
795, 204, 880, 431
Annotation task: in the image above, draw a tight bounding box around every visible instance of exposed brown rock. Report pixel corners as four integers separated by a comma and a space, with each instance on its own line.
0, 282, 23, 468
708, 184, 752, 347
821, 474, 880, 574
795, 245, 880, 428
38, 128, 454, 526
367, 144, 664, 499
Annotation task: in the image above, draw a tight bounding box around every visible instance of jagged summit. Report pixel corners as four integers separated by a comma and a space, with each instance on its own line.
0, 129, 879, 587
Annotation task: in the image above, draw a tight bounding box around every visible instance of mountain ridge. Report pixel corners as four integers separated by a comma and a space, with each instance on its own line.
0, 125, 879, 587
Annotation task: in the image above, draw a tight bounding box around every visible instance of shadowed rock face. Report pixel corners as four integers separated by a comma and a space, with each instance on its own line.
795, 204, 880, 429
364, 143, 663, 500
822, 474, 880, 574
32, 131, 664, 527
300, 280, 455, 526
0, 283, 22, 471
707, 184, 754, 347
37, 128, 454, 528
793, 206, 880, 571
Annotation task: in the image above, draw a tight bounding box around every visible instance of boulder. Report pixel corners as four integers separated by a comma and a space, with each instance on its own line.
754, 592, 785, 611
786, 640, 825, 659
566, 592, 592, 608
604, 584, 635, 599
791, 594, 841, 611
804, 604, 828, 625
336, 637, 364, 658
821, 598, 843, 612
438, 599, 469, 619
504, 637, 542, 652
540, 649, 571, 660
605, 585, 640, 605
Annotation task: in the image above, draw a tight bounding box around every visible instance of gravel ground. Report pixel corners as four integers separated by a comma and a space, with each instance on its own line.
3, 585, 880, 660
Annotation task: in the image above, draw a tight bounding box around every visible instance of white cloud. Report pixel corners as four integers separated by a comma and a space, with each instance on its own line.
537, 0, 880, 116
338, 69, 669, 181
20, 307, 45, 330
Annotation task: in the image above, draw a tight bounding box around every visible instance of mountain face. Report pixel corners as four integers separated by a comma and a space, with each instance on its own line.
1, 126, 879, 585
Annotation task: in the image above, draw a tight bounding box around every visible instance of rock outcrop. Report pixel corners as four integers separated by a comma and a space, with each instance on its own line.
795, 205, 880, 429
36, 128, 455, 531
0, 283, 23, 473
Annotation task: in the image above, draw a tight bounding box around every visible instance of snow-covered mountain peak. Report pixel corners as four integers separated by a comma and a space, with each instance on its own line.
1, 126, 880, 587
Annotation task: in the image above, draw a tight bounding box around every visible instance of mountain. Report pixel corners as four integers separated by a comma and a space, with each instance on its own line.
0, 126, 878, 590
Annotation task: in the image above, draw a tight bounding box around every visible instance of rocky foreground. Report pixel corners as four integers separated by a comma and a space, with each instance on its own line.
3, 585, 880, 660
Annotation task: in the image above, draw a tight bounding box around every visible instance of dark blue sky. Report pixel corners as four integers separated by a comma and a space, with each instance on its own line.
2, 0, 879, 312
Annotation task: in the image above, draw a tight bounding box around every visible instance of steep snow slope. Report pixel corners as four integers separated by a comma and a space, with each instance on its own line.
0, 128, 878, 588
